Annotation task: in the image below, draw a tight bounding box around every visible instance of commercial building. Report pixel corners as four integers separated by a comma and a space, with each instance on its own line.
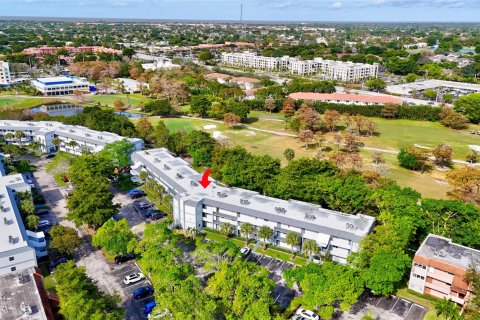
0, 61, 11, 85
289, 92, 403, 105
131, 148, 376, 264
386, 79, 480, 97
221, 52, 379, 82
31, 76, 93, 96
408, 234, 480, 306
0, 120, 144, 155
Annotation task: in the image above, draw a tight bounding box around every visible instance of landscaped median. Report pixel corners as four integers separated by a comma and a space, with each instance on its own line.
203, 228, 307, 265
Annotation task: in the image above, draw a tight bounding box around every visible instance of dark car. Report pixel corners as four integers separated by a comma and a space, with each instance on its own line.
136, 201, 154, 211
46, 153, 56, 159
114, 253, 134, 264
133, 286, 154, 299
144, 301, 156, 315
128, 189, 146, 199
148, 211, 164, 221
141, 209, 161, 218
49, 257, 67, 271
35, 209, 51, 216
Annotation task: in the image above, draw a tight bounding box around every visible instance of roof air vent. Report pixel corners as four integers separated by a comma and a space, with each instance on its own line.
154, 158, 161, 163
275, 207, 286, 214
164, 164, 170, 170
305, 213, 316, 221
240, 199, 250, 205
217, 192, 227, 198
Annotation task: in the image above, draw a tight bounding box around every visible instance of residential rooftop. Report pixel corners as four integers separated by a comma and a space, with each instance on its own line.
132, 148, 375, 241
289, 92, 403, 104
416, 234, 480, 270
0, 267, 48, 320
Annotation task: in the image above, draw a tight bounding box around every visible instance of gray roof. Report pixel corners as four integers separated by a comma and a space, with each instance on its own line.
416, 234, 480, 270
133, 148, 376, 241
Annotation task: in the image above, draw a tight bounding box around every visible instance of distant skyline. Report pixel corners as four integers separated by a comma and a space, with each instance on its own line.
1, 0, 480, 22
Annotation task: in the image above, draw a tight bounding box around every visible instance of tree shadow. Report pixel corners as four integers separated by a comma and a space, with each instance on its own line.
242, 117, 259, 124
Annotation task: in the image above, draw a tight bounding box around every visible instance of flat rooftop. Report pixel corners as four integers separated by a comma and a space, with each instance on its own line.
0, 120, 142, 146
0, 267, 47, 320
416, 234, 480, 270
133, 148, 375, 241
387, 79, 480, 95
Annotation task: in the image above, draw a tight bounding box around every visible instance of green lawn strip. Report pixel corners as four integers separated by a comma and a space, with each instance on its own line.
249, 110, 286, 120
0, 96, 77, 109
204, 230, 228, 243
87, 94, 149, 108
53, 175, 67, 187
396, 288, 440, 320
258, 247, 306, 265
38, 261, 57, 293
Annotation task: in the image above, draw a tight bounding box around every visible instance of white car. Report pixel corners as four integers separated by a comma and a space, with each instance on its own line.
295, 308, 319, 320
312, 255, 321, 264
123, 273, 145, 285
240, 247, 251, 256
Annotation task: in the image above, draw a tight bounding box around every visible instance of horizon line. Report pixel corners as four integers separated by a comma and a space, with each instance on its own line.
1, 15, 480, 24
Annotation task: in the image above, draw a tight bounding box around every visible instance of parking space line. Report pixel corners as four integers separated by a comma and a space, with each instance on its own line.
391, 297, 400, 311
276, 260, 286, 273
266, 258, 275, 268
118, 269, 139, 276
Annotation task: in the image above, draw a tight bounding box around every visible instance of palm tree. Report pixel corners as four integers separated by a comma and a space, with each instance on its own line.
219, 223, 233, 238
258, 225, 272, 250
286, 232, 300, 259
67, 140, 77, 149
240, 223, 254, 245
435, 298, 463, 320
52, 137, 62, 149
303, 239, 319, 262
26, 215, 40, 231
4, 133, 14, 142
283, 148, 295, 162
14, 131, 25, 146
28, 141, 41, 152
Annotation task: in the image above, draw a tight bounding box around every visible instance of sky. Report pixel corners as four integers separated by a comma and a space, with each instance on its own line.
1, 0, 480, 22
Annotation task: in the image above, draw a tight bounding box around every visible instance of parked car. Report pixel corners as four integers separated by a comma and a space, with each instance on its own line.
295, 308, 319, 320
123, 273, 145, 285
128, 189, 146, 199
114, 253, 134, 264
46, 153, 55, 159
137, 201, 154, 211
133, 286, 154, 299
49, 256, 67, 271
35, 209, 51, 216
148, 211, 164, 221
240, 247, 251, 256
142, 209, 162, 218
38, 220, 51, 230
312, 255, 321, 264
144, 301, 156, 315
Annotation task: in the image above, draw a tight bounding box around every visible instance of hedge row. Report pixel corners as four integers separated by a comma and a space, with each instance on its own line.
311, 101, 441, 121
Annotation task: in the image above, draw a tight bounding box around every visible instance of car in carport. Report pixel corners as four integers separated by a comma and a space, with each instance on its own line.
133, 286, 154, 299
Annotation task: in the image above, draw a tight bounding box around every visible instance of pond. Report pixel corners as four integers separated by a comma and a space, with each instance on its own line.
31, 103, 83, 117
114, 111, 145, 118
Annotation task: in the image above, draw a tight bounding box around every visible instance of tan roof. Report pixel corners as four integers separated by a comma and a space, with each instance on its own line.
230, 77, 261, 84
288, 92, 402, 105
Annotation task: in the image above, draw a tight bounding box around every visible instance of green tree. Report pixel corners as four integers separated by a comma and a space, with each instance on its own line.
220, 222, 234, 238
190, 95, 212, 117
397, 147, 429, 172
52, 137, 62, 149
286, 232, 300, 258
49, 225, 84, 256
198, 50, 214, 63
423, 89, 438, 100
303, 239, 319, 261
53, 261, 125, 320
454, 93, 480, 124
240, 222, 254, 245
98, 139, 135, 168
93, 219, 135, 255
258, 226, 272, 250
283, 148, 295, 162
135, 117, 154, 140
151, 121, 170, 148
26, 215, 40, 230
365, 78, 386, 91
435, 298, 463, 320
141, 99, 174, 116
185, 130, 217, 167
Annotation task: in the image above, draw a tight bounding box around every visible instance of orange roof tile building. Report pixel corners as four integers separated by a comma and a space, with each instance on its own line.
288, 92, 402, 105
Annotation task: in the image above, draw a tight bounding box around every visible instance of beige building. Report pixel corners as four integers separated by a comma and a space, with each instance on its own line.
0, 61, 11, 85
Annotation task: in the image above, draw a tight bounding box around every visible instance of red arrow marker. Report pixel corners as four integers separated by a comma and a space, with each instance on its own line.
199, 169, 212, 189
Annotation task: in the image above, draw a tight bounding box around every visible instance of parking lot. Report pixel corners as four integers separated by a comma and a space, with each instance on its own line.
337, 292, 427, 320
246, 253, 298, 308
112, 260, 153, 320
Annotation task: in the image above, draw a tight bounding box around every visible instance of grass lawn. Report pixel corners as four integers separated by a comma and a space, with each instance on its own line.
0, 96, 74, 109
38, 261, 57, 293
258, 247, 307, 265
396, 288, 441, 320
45, 152, 75, 187
87, 94, 150, 108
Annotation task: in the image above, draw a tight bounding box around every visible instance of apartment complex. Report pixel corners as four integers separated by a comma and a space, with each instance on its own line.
131, 148, 375, 264
0, 61, 11, 85
221, 52, 379, 82
22, 46, 121, 57
32, 76, 93, 96
289, 92, 403, 105
409, 234, 480, 306
0, 120, 144, 155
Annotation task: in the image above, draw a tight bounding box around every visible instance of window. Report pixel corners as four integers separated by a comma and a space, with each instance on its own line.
414, 263, 426, 269
11, 267, 16, 272
412, 273, 425, 280
9, 256, 14, 261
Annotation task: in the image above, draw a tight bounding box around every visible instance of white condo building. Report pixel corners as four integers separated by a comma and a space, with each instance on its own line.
131, 148, 376, 264
0, 61, 11, 85
0, 120, 144, 155
221, 52, 379, 82
0, 155, 46, 276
